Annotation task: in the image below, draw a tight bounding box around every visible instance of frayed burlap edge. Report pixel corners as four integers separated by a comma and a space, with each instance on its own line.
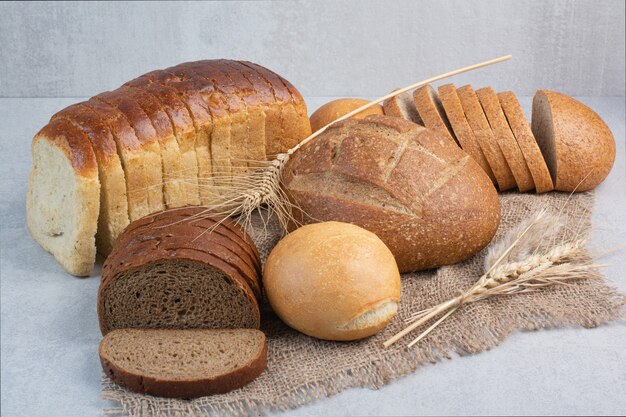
101, 191, 625, 417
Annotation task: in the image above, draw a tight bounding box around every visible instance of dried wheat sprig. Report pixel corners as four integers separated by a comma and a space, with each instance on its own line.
384, 209, 599, 349
186, 55, 512, 230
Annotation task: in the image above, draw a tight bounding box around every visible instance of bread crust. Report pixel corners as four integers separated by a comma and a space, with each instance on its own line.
498, 91, 554, 193
476, 87, 534, 192
438, 84, 495, 182
413, 85, 457, 146
283, 115, 500, 272
99, 329, 267, 398
532, 90, 615, 192
310, 98, 384, 132
457, 85, 516, 191
383, 90, 423, 125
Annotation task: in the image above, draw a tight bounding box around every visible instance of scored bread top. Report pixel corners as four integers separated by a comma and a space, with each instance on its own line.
99, 328, 267, 398
438, 84, 495, 182
456, 85, 516, 191
498, 91, 554, 193
476, 87, 534, 192
413, 85, 457, 146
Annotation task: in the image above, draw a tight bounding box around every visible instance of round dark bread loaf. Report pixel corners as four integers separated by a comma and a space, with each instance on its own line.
99, 208, 261, 335
283, 115, 501, 272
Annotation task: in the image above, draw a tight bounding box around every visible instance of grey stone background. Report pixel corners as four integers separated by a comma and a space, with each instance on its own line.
0, 0, 624, 98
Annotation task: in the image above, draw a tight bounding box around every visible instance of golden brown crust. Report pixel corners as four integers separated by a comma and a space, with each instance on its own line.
99, 330, 267, 398
476, 87, 534, 192
283, 115, 500, 272
498, 91, 554, 193
533, 90, 615, 192
310, 98, 384, 132
438, 84, 495, 182
457, 85, 516, 191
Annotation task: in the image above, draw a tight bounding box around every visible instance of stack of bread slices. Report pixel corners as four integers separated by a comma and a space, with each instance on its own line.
384, 85, 615, 194
27, 60, 312, 276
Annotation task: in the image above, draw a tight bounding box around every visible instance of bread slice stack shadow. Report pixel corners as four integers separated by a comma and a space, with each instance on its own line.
382, 83, 559, 193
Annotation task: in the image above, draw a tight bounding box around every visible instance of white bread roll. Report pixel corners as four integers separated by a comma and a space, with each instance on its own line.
263, 221, 401, 341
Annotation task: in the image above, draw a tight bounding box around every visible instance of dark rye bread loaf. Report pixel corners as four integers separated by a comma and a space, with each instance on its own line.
99, 208, 261, 335
100, 328, 267, 398
283, 115, 500, 272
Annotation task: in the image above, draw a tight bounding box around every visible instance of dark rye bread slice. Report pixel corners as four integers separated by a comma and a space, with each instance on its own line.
94, 91, 165, 214
99, 328, 267, 398
438, 84, 495, 182
413, 84, 457, 146
476, 87, 534, 192
113, 210, 262, 297
498, 91, 554, 193
52, 104, 130, 255
383, 90, 423, 124
99, 210, 261, 335
456, 85, 516, 191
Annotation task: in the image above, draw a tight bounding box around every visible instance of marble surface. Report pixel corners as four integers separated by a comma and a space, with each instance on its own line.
1, 96, 625, 416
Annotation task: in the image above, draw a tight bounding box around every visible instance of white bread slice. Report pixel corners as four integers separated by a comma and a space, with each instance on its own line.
383, 90, 423, 124
52, 105, 130, 255
100, 328, 267, 398
27, 118, 100, 276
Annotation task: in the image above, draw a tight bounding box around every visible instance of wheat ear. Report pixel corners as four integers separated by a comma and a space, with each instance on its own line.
190, 55, 512, 229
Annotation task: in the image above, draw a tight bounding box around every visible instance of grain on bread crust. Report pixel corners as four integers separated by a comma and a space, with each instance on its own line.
456, 85, 516, 191
99, 328, 266, 398
438, 84, 495, 182
283, 115, 500, 272
413, 85, 457, 146
531, 90, 615, 192
498, 91, 554, 193
27, 119, 100, 276
476, 87, 534, 192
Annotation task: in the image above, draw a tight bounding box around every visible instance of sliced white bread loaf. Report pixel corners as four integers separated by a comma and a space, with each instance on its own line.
498, 91, 554, 193
531, 90, 615, 192
100, 328, 266, 398
27, 119, 100, 276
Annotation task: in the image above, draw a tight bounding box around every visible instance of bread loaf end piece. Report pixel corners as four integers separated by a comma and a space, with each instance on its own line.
99, 328, 266, 398
27, 119, 100, 276
532, 90, 615, 192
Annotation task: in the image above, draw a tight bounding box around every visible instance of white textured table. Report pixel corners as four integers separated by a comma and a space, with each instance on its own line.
1, 96, 624, 416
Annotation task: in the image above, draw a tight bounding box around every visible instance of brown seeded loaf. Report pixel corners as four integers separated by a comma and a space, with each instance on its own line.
498, 91, 554, 193
476, 87, 534, 192
531, 90, 615, 192
383, 90, 423, 125
456, 85, 516, 191
99, 328, 266, 398
28, 60, 310, 276
438, 84, 495, 182
99, 207, 261, 335
283, 115, 500, 272
412, 85, 457, 146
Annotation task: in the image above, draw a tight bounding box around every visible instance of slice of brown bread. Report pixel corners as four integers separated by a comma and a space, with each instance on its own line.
498, 91, 554, 193
438, 84, 494, 182
456, 85, 516, 191
383, 90, 423, 124
413, 84, 457, 146
99, 328, 266, 398
99, 209, 261, 335
476, 87, 534, 192
531, 90, 615, 192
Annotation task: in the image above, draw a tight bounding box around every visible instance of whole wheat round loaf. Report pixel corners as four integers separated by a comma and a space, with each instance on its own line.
283, 115, 501, 272
99, 208, 261, 335
531, 90, 615, 192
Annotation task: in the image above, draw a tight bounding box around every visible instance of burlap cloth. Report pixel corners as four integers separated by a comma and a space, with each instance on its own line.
102, 191, 625, 416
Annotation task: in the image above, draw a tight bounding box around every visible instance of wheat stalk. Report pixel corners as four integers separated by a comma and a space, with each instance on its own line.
383, 209, 601, 349
182, 55, 512, 230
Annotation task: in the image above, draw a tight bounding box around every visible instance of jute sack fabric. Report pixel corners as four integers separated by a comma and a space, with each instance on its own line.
102, 191, 625, 417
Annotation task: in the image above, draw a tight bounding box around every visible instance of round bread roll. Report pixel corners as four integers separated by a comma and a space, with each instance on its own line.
531, 90, 615, 192
283, 115, 500, 272
263, 221, 401, 341
310, 98, 384, 132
